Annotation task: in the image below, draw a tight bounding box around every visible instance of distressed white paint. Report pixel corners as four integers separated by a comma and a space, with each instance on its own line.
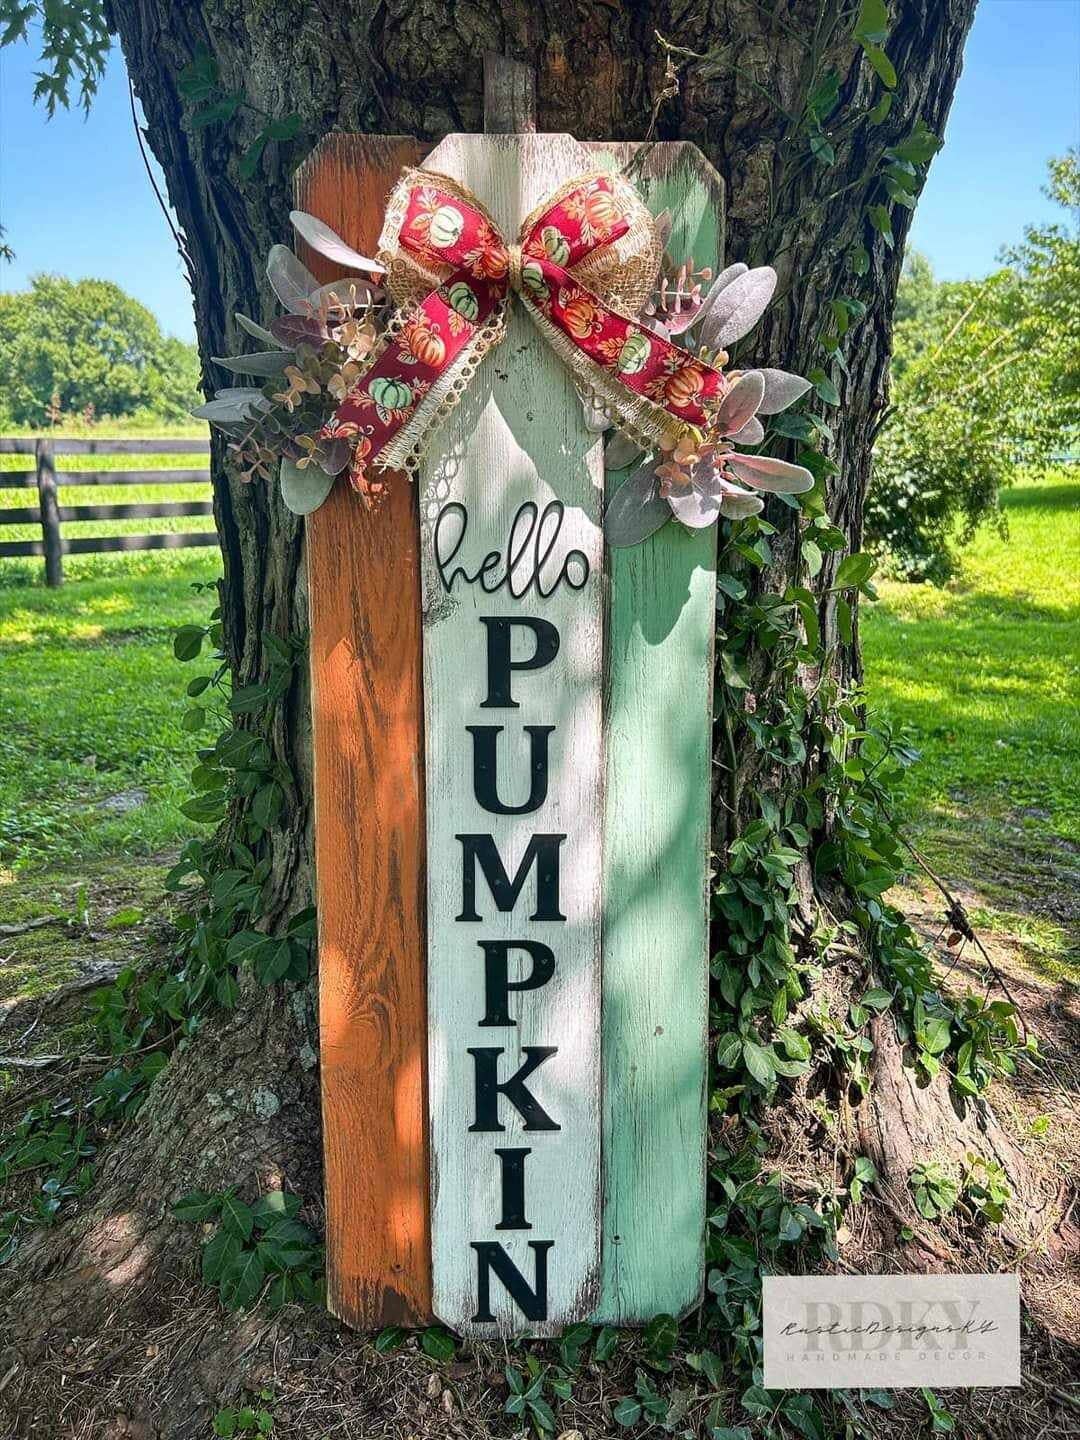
420, 133, 604, 1336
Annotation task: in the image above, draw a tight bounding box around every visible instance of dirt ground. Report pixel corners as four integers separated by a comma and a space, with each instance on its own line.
0, 859, 1077, 1439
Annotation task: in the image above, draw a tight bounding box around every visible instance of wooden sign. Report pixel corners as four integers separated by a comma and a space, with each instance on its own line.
298, 129, 721, 1338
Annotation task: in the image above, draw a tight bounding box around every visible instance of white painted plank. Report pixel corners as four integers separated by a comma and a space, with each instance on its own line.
419, 133, 604, 1337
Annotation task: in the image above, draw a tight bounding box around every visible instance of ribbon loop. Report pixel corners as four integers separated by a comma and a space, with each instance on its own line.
324, 167, 728, 500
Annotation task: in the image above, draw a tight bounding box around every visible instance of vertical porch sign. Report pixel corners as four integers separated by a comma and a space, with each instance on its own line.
299, 128, 722, 1337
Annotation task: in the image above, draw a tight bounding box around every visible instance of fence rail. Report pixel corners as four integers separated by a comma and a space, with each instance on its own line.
0, 437, 215, 585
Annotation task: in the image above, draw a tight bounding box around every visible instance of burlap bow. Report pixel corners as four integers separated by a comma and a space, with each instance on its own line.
323, 168, 728, 497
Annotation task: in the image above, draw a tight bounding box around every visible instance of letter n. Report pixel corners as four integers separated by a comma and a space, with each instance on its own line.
471, 1240, 554, 1323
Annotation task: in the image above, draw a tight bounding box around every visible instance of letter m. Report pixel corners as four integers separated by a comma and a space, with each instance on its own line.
456, 833, 566, 921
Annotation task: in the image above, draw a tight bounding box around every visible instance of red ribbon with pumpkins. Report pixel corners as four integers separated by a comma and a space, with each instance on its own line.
323, 170, 728, 497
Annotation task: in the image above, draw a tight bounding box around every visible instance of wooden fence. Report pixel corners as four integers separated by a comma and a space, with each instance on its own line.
0, 436, 216, 586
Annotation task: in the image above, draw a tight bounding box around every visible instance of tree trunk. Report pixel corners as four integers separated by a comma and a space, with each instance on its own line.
7, 1, 1063, 1433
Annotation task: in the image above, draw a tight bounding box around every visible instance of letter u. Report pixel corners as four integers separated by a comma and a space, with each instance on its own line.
467, 724, 554, 816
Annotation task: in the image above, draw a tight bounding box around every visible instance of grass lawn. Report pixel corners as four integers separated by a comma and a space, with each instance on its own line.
0, 548, 220, 873
0, 458, 1075, 978
862, 466, 1079, 978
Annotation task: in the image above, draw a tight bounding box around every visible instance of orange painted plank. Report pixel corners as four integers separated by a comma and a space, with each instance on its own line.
295, 134, 433, 1327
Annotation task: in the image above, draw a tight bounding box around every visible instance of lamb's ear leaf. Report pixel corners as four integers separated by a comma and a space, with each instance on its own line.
280, 458, 336, 515
267, 244, 320, 314
715, 371, 766, 436
192, 392, 269, 422
691, 262, 749, 332
213, 386, 269, 404
307, 277, 385, 310
603, 462, 671, 547
234, 312, 282, 348
270, 314, 328, 348
726, 453, 815, 493
605, 430, 645, 472
580, 395, 611, 434
728, 414, 765, 447
698, 266, 777, 349
289, 210, 386, 275
318, 437, 351, 476
211, 350, 293, 376
668, 484, 721, 529
755, 367, 813, 415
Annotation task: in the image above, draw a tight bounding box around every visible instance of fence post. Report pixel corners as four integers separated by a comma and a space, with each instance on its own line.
35, 437, 63, 586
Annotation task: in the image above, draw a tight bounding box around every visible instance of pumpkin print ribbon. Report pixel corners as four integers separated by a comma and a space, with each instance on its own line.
323, 168, 729, 497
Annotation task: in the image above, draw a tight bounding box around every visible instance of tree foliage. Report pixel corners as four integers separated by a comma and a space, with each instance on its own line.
0, 274, 200, 426
0, 1, 110, 114
869, 151, 1079, 580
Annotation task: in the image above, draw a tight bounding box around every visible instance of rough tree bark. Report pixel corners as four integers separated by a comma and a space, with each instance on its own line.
6, 0, 1060, 1429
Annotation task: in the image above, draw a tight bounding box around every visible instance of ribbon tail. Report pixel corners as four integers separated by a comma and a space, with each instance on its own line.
324, 285, 507, 484
515, 292, 685, 457
518, 257, 725, 456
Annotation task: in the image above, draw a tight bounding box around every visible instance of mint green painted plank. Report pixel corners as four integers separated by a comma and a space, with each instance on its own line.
590, 143, 722, 1323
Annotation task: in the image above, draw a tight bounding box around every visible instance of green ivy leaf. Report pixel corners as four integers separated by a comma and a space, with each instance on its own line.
215, 972, 240, 1008
202, 1226, 242, 1284
237, 131, 268, 181
834, 552, 876, 588
220, 1192, 255, 1241
644, 1312, 678, 1359
595, 1326, 618, 1362
253, 939, 293, 985
720, 651, 749, 690
854, 0, 889, 43
808, 368, 840, 406
869, 93, 893, 123
742, 1038, 776, 1087
861, 41, 897, 89
375, 1325, 406, 1353
177, 45, 220, 103
612, 1396, 643, 1427
265, 113, 302, 141
801, 539, 823, 577
836, 595, 853, 645
716, 573, 747, 601
219, 1248, 265, 1310
741, 1384, 775, 1418
252, 1191, 303, 1227
861, 987, 893, 1011
868, 204, 894, 247
173, 625, 205, 661
716, 1031, 742, 1069
420, 1326, 456, 1362
173, 1189, 222, 1223
806, 70, 840, 122
921, 1015, 952, 1055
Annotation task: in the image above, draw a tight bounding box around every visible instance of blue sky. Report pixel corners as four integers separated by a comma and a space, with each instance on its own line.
1, 0, 1077, 342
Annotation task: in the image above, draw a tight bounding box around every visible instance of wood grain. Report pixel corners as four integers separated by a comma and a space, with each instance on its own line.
296, 133, 434, 1328
588, 141, 722, 1323
419, 133, 604, 1337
